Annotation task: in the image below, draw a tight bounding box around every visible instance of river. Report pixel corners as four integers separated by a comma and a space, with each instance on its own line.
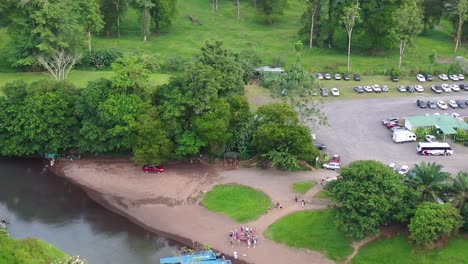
0, 158, 179, 264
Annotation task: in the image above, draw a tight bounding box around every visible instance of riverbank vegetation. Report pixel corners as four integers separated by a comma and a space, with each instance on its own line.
0, 230, 65, 264
202, 184, 272, 222
264, 210, 353, 261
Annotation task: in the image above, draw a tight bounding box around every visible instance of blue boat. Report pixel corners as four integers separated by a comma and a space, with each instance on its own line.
160, 250, 232, 264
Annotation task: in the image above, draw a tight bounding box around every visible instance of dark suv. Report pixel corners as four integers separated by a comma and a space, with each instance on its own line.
321, 88, 329, 97
417, 99, 427, 108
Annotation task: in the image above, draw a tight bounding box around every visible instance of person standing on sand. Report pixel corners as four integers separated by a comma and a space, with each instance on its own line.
233, 251, 238, 260
301, 200, 305, 207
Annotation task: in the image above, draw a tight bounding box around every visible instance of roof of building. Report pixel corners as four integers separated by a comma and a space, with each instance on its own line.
254, 66, 285, 73
406, 115, 468, 134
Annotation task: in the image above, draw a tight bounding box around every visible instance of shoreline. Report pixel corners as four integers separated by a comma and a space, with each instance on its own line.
47, 163, 248, 264
48, 158, 335, 264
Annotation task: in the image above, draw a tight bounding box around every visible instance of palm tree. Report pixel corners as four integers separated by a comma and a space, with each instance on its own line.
405, 162, 451, 203
451, 172, 468, 209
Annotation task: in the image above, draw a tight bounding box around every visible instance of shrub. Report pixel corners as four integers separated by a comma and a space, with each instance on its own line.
414, 127, 431, 141
447, 63, 463, 75
88, 49, 122, 68
454, 128, 468, 143
409, 202, 462, 249
161, 56, 191, 73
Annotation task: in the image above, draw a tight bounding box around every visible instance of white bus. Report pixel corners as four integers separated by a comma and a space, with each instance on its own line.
417, 142, 453, 156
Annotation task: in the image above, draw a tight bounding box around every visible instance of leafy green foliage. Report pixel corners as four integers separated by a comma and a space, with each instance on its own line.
264, 210, 353, 261
253, 103, 319, 170
0, 80, 78, 156
451, 172, 468, 228
454, 128, 468, 143
111, 54, 157, 95
447, 62, 463, 74
0, 235, 65, 264
87, 49, 123, 68
202, 184, 272, 223
99, 0, 128, 37
409, 202, 462, 249
150, 0, 178, 33
254, 0, 289, 24
326, 160, 419, 239
405, 162, 451, 203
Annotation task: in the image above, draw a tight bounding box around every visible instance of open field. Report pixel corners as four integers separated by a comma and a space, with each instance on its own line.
352, 234, 468, 264
201, 184, 272, 223
264, 210, 353, 261
1, 1, 467, 74
0, 71, 169, 91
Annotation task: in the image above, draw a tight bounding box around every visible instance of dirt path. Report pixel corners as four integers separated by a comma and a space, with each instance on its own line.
56, 159, 340, 264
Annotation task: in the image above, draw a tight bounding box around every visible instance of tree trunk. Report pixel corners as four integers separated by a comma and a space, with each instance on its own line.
88, 30, 92, 52
237, 0, 240, 20
347, 31, 352, 71
309, 10, 315, 48
215, 0, 218, 11
327, 0, 335, 48
155, 20, 160, 35
399, 40, 406, 69
455, 13, 463, 52
117, 16, 120, 38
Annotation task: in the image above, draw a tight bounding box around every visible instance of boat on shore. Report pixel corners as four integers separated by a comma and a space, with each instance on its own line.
160, 250, 232, 264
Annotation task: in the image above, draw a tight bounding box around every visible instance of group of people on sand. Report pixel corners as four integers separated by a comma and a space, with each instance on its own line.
228, 226, 258, 249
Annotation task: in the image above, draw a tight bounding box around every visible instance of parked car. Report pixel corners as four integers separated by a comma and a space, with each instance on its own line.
381, 85, 389, 92
354, 86, 364, 93
143, 165, 165, 173
414, 85, 424, 93
372, 84, 382, 93
398, 85, 406, 92
449, 74, 459, 81
431, 85, 443, 93
316, 73, 324, 80
458, 74, 465, 80
323, 162, 340, 171
456, 100, 467, 109
406, 85, 415, 93
331, 87, 340, 96
324, 73, 331, 80
320, 87, 329, 96
353, 74, 361, 81
363, 85, 373, 92
437, 100, 448, 110
330, 154, 341, 163
386, 122, 402, 129
460, 83, 468, 91
450, 84, 460, 92
441, 83, 452, 92
391, 126, 408, 132
424, 74, 434, 81
452, 112, 460, 119
389, 163, 397, 171
398, 165, 409, 175
314, 143, 327, 150
417, 99, 427, 108
333, 73, 341, 80
427, 100, 437, 109
439, 74, 449, 81
343, 74, 350, 81
448, 100, 459, 108
425, 135, 437, 143
416, 74, 426, 82
382, 117, 399, 125
391, 75, 399, 82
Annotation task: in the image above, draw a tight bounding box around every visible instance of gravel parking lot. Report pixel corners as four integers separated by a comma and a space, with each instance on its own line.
314, 93, 468, 174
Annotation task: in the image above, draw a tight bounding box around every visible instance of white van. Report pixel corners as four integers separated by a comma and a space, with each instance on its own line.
392, 130, 417, 143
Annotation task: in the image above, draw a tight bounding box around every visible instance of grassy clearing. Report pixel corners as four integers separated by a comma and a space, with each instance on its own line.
315, 190, 331, 199
202, 184, 272, 223
0, 71, 169, 88
352, 234, 468, 264
264, 210, 353, 261
0, 235, 65, 264
292, 181, 316, 194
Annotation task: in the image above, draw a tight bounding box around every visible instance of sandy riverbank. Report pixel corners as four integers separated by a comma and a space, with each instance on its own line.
52, 158, 337, 264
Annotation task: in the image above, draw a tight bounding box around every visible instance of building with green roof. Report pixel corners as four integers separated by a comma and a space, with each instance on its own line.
405, 115, 468, 135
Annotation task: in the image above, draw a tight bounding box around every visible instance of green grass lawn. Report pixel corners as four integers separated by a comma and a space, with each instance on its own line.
0, 71, 169, 88
264, 210, 353, 261
315, 190, 331, 199
352, 234, 468, 264
292, 181, 316, 194
0, 235, 65, 264
201, 184, 272, 223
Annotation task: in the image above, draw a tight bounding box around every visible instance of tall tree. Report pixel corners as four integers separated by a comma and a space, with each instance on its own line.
134, 0, 155, 41
100, 0, 129, 37
75, 0, 104, 52
451, 171, 468, 227
255, 0, 288, 23
341, 2, 360, 72
455, 0, 468, 52
326, 160, 419, 239
150, 0, 177, 35
422, 0, 444, 31
2, 0, 85, 68
405, 162, 451, 203
303, 0, 320, 48
391, 1, 423, 69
